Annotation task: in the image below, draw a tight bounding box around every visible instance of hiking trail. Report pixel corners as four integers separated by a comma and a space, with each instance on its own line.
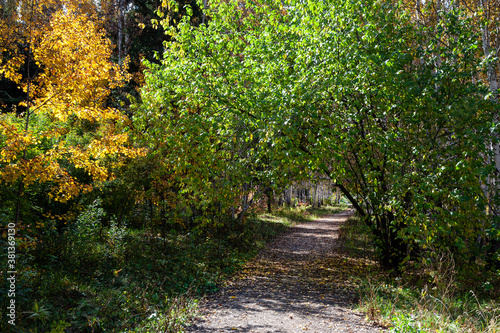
187, 210, 384, 332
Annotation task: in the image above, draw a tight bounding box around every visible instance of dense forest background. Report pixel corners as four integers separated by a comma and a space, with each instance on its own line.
1, 0, 499, 331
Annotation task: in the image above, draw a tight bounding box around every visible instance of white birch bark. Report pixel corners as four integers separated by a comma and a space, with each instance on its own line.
478, 0, 500, 217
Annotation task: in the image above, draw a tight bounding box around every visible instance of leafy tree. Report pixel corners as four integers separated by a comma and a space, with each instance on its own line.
0, 1, 143, 235
399, 0, 500, 267
137, 0, 497, 270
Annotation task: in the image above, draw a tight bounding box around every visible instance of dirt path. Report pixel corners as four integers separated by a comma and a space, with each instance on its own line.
187, 210, 384, 332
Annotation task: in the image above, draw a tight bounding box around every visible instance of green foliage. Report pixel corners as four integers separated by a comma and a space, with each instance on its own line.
68, 199, 105, 263
2, 0, 500, 330
2, 200, 299, 332
49, 320, 71, 333
105, 219, 128, 260
135, 0, 498, 270
339, 216, 377, 260
25, 300, 51, 324
339, 213, 500, 333
131, 293, 199, 333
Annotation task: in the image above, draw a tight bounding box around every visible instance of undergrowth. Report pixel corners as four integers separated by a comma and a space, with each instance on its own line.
272, 201, 348, 223
339, 216, 500, 333
0, 203, 345, 332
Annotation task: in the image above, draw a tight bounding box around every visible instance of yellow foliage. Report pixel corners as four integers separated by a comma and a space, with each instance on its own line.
0, 0, 143, 204
34, 5, 131, 121
0, 4, 24, 84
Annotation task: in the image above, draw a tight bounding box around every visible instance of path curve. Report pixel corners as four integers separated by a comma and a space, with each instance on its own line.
187, 210, 384, 332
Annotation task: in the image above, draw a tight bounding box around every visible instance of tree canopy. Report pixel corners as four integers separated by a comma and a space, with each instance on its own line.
1, 0, 500, 330
135, 0, 499, 269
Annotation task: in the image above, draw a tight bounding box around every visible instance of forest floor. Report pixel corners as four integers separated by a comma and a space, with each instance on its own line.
186, 209, 386, 332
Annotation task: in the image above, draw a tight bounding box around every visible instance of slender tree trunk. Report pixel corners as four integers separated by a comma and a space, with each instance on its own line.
117, 0, 124, 65
287, 185, 292, 206
265, 187, 273, 214
479, 0, 500, 217
363, 211, 407, 271
202, 0, 207, 24
15, 0, 35, 227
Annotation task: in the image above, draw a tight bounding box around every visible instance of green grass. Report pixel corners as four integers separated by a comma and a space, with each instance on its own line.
338, 216, 500, 333
271, 202, 349, 223
1, 204, 348, 332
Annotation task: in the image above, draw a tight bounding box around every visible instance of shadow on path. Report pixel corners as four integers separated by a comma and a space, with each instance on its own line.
187, 210, 384, 333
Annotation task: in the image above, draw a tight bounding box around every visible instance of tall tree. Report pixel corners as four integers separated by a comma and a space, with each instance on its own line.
401, 0, 500, 262
137, 0, 497, 270
0, 1, 143, 227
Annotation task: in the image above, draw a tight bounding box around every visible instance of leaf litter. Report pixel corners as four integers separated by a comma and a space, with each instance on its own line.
186, 210, 386, 332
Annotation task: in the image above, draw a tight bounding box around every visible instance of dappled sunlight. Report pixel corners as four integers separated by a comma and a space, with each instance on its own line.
188, 211, 384, 332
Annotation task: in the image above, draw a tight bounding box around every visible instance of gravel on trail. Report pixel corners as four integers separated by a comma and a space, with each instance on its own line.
186, 210, 385, 333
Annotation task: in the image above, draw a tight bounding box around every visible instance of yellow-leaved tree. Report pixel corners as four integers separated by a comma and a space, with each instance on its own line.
0, 1, 144, 218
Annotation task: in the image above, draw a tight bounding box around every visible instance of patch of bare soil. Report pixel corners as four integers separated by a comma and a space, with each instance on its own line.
186, 210, 385, 332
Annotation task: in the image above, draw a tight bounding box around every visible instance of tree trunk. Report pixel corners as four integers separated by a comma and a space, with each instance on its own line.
265, 187, 273, 214
372, 212, 408, 272
116, 0, 125, 65
478, 0, 500, 266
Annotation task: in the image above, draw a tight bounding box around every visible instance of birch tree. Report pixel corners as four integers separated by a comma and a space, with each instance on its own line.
0, 0, 143, 227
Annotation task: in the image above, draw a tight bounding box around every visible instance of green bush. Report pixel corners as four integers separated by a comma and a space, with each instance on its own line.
68, 199, 105, 263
